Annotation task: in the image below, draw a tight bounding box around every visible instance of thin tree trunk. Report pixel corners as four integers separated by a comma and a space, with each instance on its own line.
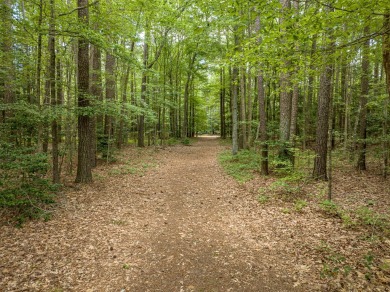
49, 0, 60, 183
290, 85, 299, 141
90, 3, 102, 167
313, 30, 334, 180
36, 0, 43, 150
75, 0, 92, 183
104, 52, 116, 151
357, 25, 370, 171
138, 31, 149, 147
341, 57, 349, 154
220, 67, 226, 139
304, 36, 317, 148
118, 65, 130, 149
182, 52, 197, 138
278, 0, 292, 161
247, 70, 254, 147
65, 49, 74, 174
90, 44, 101, 167
289, 0, 300, 147
382, 11, 390, 177
232, 28, 239, 155
239, 67, 247, 149
255, 15, 268, 174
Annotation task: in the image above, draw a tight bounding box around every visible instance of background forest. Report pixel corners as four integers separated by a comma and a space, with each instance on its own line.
1, 0, 390, 216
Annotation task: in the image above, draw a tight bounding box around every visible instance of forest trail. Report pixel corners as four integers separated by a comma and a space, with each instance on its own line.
1, 137, 303, 291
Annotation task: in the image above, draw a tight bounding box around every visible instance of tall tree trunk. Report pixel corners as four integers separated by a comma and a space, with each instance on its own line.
75, 0, 92, 183
289, 0, 300, 146
290, 86, 299, 139
278, 0, 292, 161
182, 52, 197, 138
357, 26, 370, 171
232, 28, 239, 155
239, 67, 247, 149
104, 51, 116, 156
341, 56, 349, 154
65, 48, 74, 174
382, 11, 390, 177
304, 36, 317, 148
220, 67, 226, 139
313, 30, 334, 180
117, 65, 130, 149
258, 73, 268, 175
246, 70, 253, 146
49, 0, 60, 183
254, 15, 268, 174
138, 32, 148, 147
0, 0, 13, 126
36, 0, 43, 150
90, 44, 102, 167
90, 3, 102, 167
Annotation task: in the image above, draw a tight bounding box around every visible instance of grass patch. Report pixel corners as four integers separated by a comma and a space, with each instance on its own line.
294, 199, 308, 212
258, 194, 270, 204
218, 150, 260, 183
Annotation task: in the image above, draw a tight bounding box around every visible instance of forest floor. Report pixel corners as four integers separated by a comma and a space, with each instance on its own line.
1, 136, 390, 291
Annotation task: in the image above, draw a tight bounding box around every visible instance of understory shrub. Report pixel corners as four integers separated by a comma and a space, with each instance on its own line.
218, 150, 260, 182
0, 143, 57, 224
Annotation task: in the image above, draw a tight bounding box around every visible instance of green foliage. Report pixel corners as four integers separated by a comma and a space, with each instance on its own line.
167, 138, 181, 146
258, 170, 308, 201
319, 200, 343, 218
319, 200, 389, 235
181, 137, 191, 146
218, 150, 260, 183
0, 143, 57, 224
317, 241, 348, 278
355, 207, 389, 234
97, 134, 116, 162
294, 199, 308, 212
257, 194, 269, 204
108, 160, 156, 178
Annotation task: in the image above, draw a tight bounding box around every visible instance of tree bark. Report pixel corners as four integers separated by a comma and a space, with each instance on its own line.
182, 52, 197, 138
49, 0, 60, 183
289, 0, 300, 145
90, 3, 102, 167
117, 65, 130, 149
220, 67, 226, 139
239, 67, 247, 149
278, 0, 292, 161
313, 31, 334, 180
254, 15, 268, 175
36, 0, 43, 150
382, 12, 390, 177
104, 52, 116, 137
232, 28, 239, 155
304, 36, 317, 148
138, 31, 149, 147
0, 0, 14, 125
357, 25, 370, 171
75, 0, 92, 183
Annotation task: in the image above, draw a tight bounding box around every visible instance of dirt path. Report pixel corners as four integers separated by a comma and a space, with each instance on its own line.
1, 137, 304, 291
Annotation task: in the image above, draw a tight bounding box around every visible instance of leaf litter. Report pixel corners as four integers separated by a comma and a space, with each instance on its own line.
0, 136, 389, 291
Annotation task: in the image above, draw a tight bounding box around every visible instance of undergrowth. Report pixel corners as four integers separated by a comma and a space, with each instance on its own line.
0, 143, 58, 226
319, 200, 390, 238
218, 150, 260, 182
